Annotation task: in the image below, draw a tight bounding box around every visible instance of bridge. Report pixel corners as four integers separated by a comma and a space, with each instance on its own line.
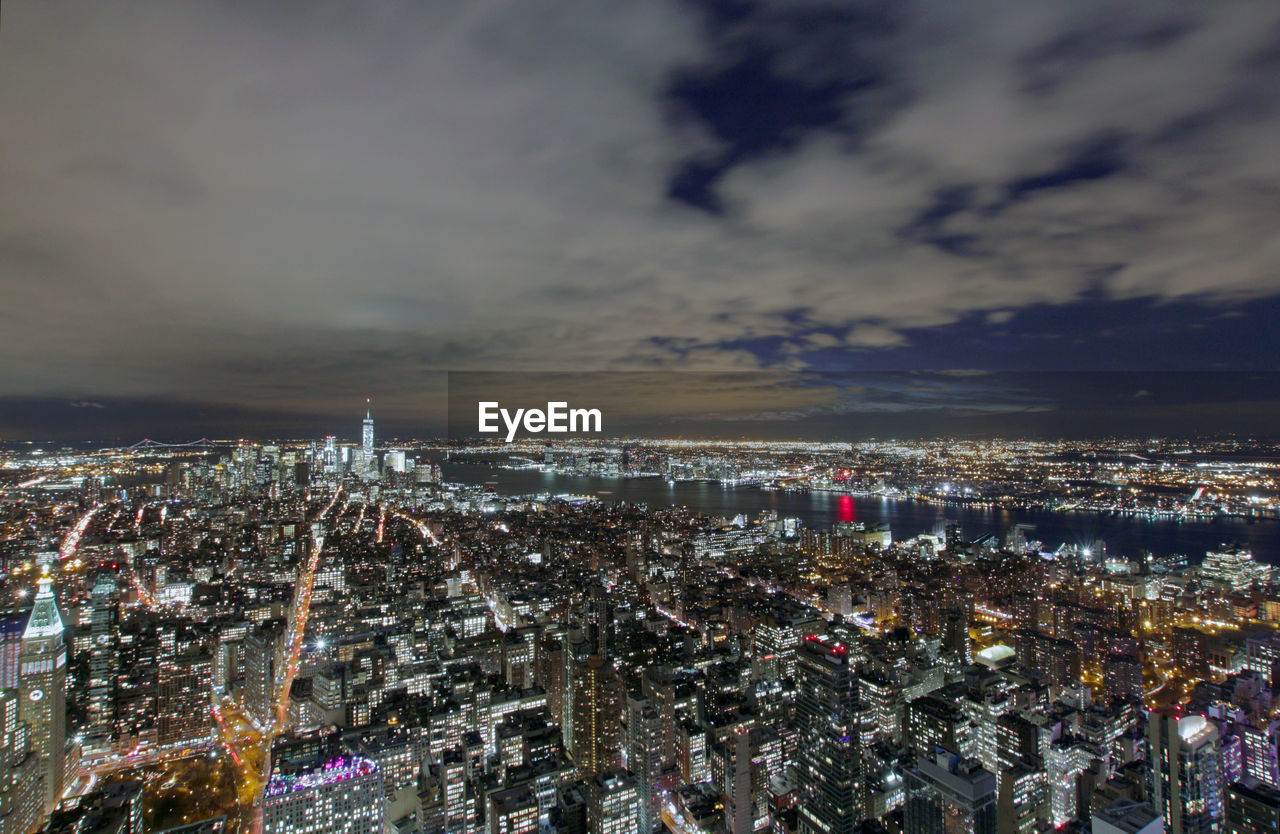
122, 437, 224, 450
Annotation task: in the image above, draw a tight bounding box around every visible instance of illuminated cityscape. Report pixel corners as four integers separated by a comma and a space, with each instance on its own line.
6, 1, 1280, 833
0, 406, 1276, 833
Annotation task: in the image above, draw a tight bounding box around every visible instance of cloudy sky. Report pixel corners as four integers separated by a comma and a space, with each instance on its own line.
3, 0, 1279, 439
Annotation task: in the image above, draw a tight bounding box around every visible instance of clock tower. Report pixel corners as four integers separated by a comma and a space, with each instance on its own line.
19, 569, 66, 816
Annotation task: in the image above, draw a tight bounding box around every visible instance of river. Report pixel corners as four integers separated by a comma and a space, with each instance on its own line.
441, 461, 1280, 565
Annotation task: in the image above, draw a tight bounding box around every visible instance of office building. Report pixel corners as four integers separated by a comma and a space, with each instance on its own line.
585, 770, 640, 834
244, 622, 285, 729
18, 572, 66, 816
262, 756, 384, 834
905, 751, 997, 834
0, 688, 41, 834
157, 647, 213, 746
361, 404, 376, 476
485, 784, 539, 834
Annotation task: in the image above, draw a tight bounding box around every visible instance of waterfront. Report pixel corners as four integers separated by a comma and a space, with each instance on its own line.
442, 461, 1280, 564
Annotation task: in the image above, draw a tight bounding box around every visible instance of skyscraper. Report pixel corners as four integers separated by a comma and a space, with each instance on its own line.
795, 635, 865, 834
717, 726, 780, 834
941, 608, 972, 676
1148, 710, 1225, 834
568, 654, 620, 778
157, 647, 213, 746
86, 573, 118, 750
624, 695, 662, 834
18, 570, 67, 816
361, 401, 375, 476
323, 435, 337, 474
244, 622, 285, 729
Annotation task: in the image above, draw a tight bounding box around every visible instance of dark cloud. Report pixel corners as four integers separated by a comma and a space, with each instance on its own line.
2, 0, 1280, 437
999, 132, 1128, 207
1016, 8, 1200, 97
899, 185, 982, 256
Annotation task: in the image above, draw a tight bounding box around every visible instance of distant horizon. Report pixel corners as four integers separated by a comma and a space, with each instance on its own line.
5, 369, 1280, 443
7, 431, 1280, 449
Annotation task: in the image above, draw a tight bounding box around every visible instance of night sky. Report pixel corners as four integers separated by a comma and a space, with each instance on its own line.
3, 1, 1280, 440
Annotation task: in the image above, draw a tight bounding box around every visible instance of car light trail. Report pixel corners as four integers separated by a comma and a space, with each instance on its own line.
59, 506, 101, 561
393, 510, 440, 545
271, 488, 343, 733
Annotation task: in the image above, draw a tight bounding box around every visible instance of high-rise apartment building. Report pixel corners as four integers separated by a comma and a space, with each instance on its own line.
1148, 710, 1225, 834
568, 654, 620, 778
157, 647, 213, 746
585, 770, 640, 834
1225, 777, 1280, 833
485, 784, 539, 834
624, 695, 663, 834
795, 635, 865, 834
0, 617, 25, 692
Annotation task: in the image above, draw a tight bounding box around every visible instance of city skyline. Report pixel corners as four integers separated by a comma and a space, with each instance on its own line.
4, 429, 1279, 833
4, 3, 1280, 833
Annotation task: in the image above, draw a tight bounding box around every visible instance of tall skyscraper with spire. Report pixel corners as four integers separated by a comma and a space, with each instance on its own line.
361, 400, 375, 476
19, 570, 67, 816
